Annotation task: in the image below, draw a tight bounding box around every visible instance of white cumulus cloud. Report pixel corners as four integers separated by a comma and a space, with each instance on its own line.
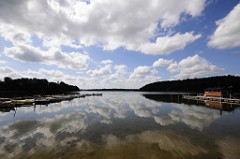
114, 65, 128, 75
130, 66, 158, 79
137, 32, 201, 55
167, 54, 223, 79
0, 60, 6, 65
87, 64, 112, 77
153, 58, 173, 68
0, 0, 205, 55
0, 66, 21, 79
208, 3, 240, 49
101, 59, 113, 65
3, 44, 90, 70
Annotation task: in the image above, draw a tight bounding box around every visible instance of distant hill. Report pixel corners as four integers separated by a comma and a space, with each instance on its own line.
0, 77, 79, 97
140, 75, 240, 93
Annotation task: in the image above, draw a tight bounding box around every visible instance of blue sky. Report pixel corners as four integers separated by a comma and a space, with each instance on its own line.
0, 0, 240, 89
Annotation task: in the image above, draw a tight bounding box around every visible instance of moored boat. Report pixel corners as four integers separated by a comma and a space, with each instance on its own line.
45, 97, 61, 103
0, 98, 11, 102
0, 101, 14, 107
11, 99, 35, 106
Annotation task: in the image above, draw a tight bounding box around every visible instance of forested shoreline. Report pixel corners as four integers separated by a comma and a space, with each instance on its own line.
1, 75, 240, 97
0, 77, 79, 97
140, 75, 240, 93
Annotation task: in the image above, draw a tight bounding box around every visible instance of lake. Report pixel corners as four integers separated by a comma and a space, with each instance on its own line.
0, 92, 240, 159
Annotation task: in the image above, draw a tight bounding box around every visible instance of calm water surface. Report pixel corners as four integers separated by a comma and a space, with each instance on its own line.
0, 92, 240, 159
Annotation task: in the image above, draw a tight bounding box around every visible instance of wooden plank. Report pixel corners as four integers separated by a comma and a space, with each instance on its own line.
182, 95, 240, 105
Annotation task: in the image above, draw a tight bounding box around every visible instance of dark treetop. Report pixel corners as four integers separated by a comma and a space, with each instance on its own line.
0, 77, 79, 97
140, 75, 240, 93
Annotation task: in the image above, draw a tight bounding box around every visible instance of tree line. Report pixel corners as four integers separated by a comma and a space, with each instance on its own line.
139, 75, 240, 93
0, 77, 79, 97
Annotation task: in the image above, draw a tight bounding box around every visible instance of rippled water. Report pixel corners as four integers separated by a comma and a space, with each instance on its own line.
0, 92, 240, 159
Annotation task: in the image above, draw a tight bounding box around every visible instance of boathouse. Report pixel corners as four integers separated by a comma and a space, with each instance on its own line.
204, 88, 228, 97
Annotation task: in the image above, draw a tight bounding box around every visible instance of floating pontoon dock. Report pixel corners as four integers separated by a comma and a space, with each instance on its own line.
183, 95, 240, 105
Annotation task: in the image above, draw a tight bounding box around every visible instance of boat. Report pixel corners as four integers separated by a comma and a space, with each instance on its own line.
85, 93, 103, 97
11, 99, 35, 106
0, 98, 11, 102
0, 101, 14, 107
92, 93, 102, 96
45, 97, 61, 103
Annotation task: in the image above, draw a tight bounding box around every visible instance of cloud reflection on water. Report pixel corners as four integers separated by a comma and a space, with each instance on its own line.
0, 92, 235, 159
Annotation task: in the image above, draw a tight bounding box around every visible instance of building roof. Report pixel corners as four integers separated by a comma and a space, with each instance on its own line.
204, 87, 226, 91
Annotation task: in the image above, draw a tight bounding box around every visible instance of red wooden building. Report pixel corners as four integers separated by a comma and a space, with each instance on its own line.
204, 88, 228, 97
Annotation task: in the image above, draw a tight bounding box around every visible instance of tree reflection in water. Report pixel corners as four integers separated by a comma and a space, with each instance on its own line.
0, 92, 240, 159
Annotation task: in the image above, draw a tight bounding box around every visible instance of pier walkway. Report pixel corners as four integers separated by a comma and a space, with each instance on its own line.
183, 95, 240, 105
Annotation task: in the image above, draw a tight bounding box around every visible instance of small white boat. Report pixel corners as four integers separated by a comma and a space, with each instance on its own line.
0, 98, 11, 102
11, 99, 35, 105
45, 97, 61, 103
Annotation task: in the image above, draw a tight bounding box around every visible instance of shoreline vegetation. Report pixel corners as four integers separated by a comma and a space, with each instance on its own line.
83, 75, 240, 96
1, 75, 240, 110
1, 75, 240, 96
0, 77, 79, 98
139, 75, 240, 94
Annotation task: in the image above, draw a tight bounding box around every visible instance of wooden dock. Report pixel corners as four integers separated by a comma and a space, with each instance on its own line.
183, 95, 240, 105
0, 93, 103, 108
